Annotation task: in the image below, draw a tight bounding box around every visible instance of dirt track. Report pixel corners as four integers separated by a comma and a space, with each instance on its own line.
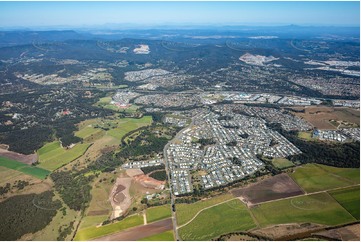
0, 148, 38, 164
93, 218, 173, 241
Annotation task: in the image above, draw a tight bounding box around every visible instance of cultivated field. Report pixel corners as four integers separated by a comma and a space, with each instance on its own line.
178, 199, 256, 241
74, 214, 144, 241
271, 158, 294, 169
139, 230, 174, 241
231, 173, 304, 205
290, 164, 359, 193
37, 141, 91, 171
0, 147, 37, 165
176, 193, 234, 226
292, 106, 360, 130
329, 186, 360, 219
0, 156, 50, 179
107, 116, 152, 140
146, 204, 171, 223
313, 223, 360, 241
251, 192, 356, 227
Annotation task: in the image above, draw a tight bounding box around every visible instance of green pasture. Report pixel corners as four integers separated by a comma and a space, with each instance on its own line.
272, 158, 294, 169
179, 199, 256, 241
290, 163, 359, 193
74, 214, 143, 241
37, 141, 91, 171
251, 192, 356, 227
0, 156, 50, 179
176, 193, 234, 226
329, 186, 360, 220
146, 205, 171, 223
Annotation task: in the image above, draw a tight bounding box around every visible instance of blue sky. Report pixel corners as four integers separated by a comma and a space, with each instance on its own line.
0, 1, 359, 28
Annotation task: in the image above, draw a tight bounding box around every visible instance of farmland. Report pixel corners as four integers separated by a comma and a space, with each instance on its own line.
292, 106, 360, 130
74, 214, 143, 241
176, 193, 234, 226
107, 116, 152, 140
139, 230, 174, 241
0, 156, 50, 179
37, 141, 91, 171
290, 163, 359, 193
231, 173, 304, 205
251, 192, 356, 227
178, 199, 256, 241
329, 186, 360, 219
146, 204, 171, 223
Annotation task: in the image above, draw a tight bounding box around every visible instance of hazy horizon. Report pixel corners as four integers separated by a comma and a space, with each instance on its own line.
0, 1, 359, 29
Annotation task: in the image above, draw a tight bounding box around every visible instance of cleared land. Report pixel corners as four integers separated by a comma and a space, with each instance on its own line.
107, 116, 152, 140
0, 147, 37, 164
329, 186, 360, 219
271, 158, 294, 169
93, 218, 173, 241
146, 205, 171, 223
292, 106, 360, 130
297, 131, 316, 141
313, 223, 360, 241
0, 156, 50, 179
74, 214, 144, 241
231, 173, 304, 205
290, 163, 359, 193
251, 192, 356, 227
176, 193, 234, 226
37, 141, 91, 171
178, 199, 256, 241
138, 230, 174, 241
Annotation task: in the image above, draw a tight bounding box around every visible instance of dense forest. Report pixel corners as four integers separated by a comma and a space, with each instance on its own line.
0, 191, 61, 240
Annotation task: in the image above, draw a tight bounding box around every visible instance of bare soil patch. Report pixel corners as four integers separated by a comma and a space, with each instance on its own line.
126, 168, 144, 177
292, 106, 360, 130
87, 210, 109, 216
93, 218, 173, 241
313, 223, 360, 241
109, 176, 132, 219
231, 173, 304, 205
251, 223, 325, 240
133, 174, 166, 189
0, 148, 38, 164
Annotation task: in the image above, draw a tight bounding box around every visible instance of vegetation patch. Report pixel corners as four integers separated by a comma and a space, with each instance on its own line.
251, 192, 356, 227
271, 158, 294, 169
290, 163, 359, 193
0, 156, 50, 179
329, 186, 360, 220
179, 199, 256, 241
138, 230, 174, 241
0, 191, 61, 240
37, 141, 91, 171
176, 193, 234, 226
74, 214, 143, 241
149, 170, 167, 181
146, 205, 172, 223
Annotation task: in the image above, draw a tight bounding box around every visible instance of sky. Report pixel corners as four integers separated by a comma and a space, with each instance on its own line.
0, 1, 359, 28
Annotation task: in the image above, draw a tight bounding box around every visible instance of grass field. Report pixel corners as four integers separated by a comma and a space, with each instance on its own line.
75, 126, 103, 140
74, 214, 143, 241
37, 141, 91, 171
272, 158, 294, 169
107, 116, 152, 140
297, 131, 316, 141
0, 166, 25, 184
179, 199, 256, 241
79, 215, 109, 230
329, 186, 360, 220
95, 96, 139, 113
251, 192, 356, 227
0, 156, 50, 179
290, 164, 359, 193
138, 230, 174, 241
146, 205, 171, 223
176, 193, 234, 226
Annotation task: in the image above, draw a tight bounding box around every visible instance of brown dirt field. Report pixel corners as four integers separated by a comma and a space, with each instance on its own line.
0, 144, 9, 150
313, 224, 360, 241
0, 180, 51, 202
93, 218, 173, 241
87, 210, 109, 216
251, 223, 325, 240
231, 173, 304, 205
0, 148, 38, 164
292, 106, 360, 130
109, 176, 132, 219
126, 168, 144, 177
133, 174, 166, 189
